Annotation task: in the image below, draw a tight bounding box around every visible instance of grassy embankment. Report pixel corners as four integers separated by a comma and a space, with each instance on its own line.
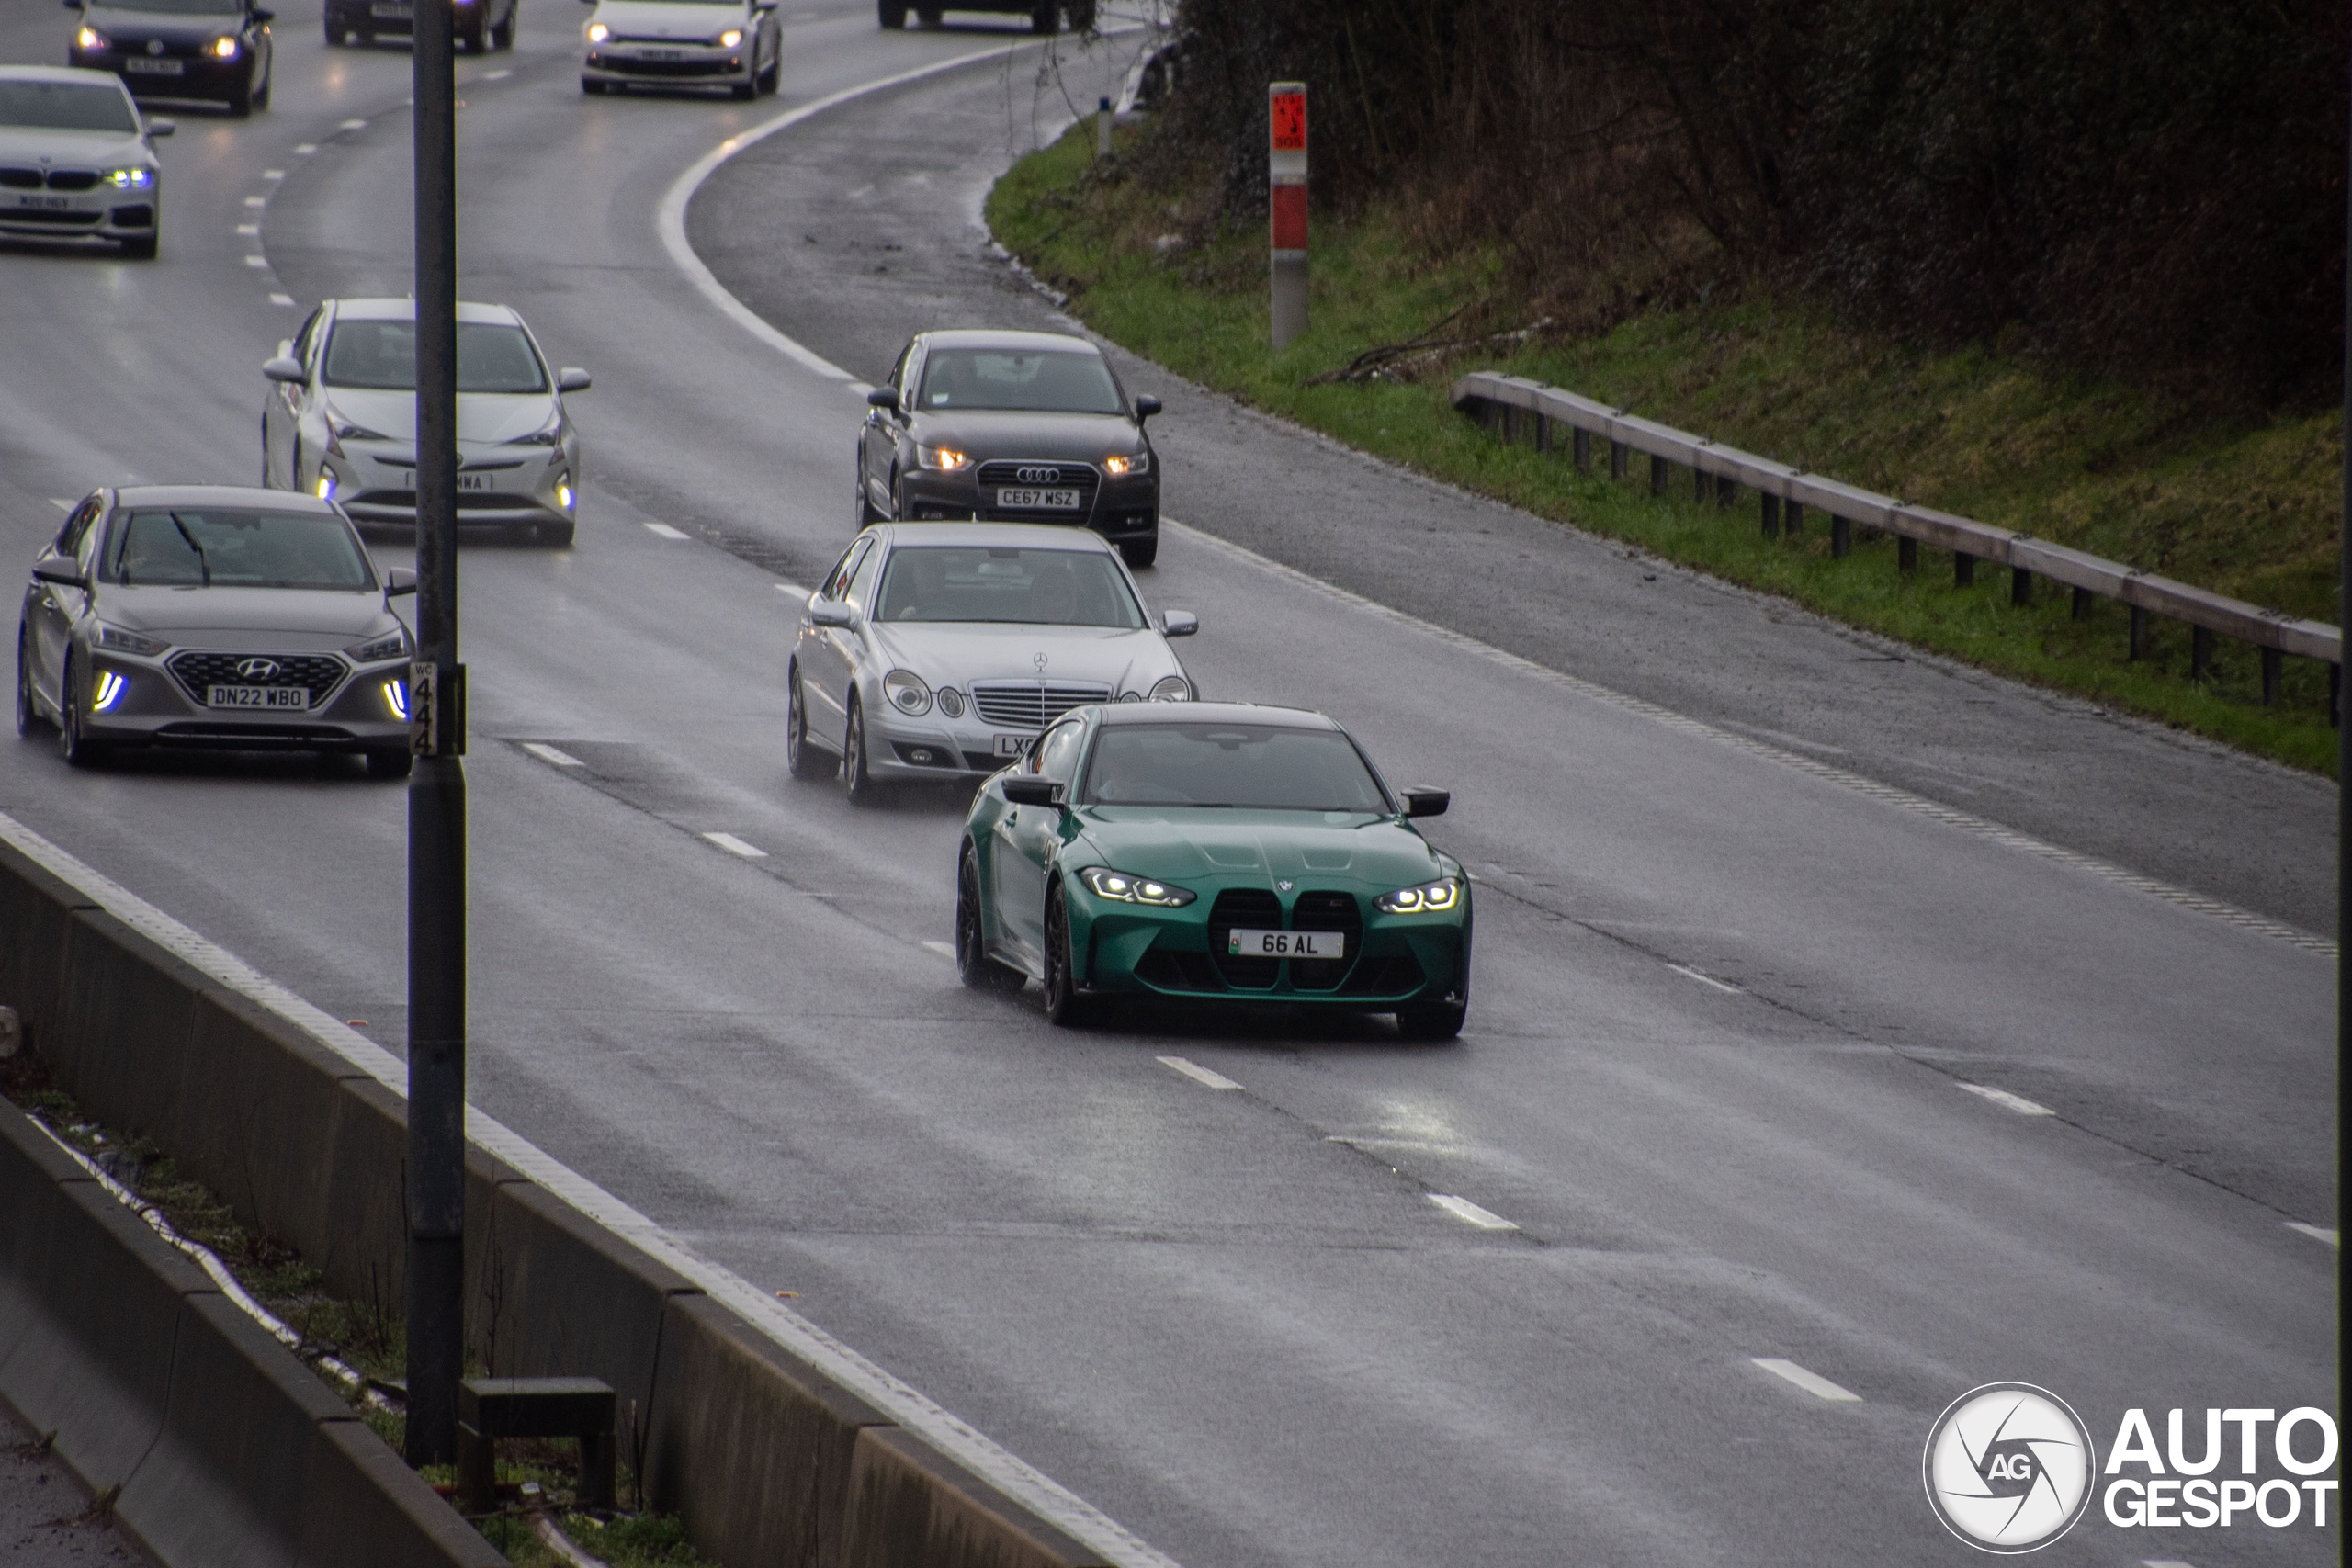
988, 125, 2343, 775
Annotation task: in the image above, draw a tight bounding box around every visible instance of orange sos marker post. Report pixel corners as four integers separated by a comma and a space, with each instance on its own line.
1269, 82, 1307, 348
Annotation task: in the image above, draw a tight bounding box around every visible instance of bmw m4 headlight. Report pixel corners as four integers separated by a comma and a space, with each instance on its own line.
75, 25, 107, 49
209, 34, 239, 56
936, 687, 965, 718
1148, 675, 1191, 701
914, 445, 969, 472
586, 20, 610, 40
103, 166, 154, 189
883, 669, 932, 716
718, 26, 742, 45
94, 623, 168, 657
346, 631, 409, 663
1102, 452, 1149, 477
1374, 876, 1463, 914
1078, 866, 1195, 907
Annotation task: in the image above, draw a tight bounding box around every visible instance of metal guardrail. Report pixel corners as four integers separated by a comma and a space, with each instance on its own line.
1452, 372, 2342, 705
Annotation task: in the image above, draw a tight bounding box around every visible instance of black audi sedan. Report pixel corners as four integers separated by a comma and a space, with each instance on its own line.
856, 329, 1164, 568
66, 0, 273, 117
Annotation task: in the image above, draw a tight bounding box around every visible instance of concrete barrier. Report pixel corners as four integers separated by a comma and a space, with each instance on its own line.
0, 826, 1129, 1568
0, 1102, 503, 1568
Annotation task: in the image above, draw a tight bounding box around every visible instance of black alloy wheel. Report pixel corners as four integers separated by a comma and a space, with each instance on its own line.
758, 50, 778, 93
786, 663, 827, 781
1395, 917, 1470, 1041
1119, 537, 1155, 570
252, 57, 271, 109
878, 0, 907, 26
730, 62, 755, 101
957, 845, 1024, 992
364, 747, 413, 779
842, 694, 885, 805
324, 16, 342, 43
916, 6, 940, 23
57, 655, 105, 769
1041, 883, 1091, 1026
17, 631, 44, 738
459, 15, 487, 51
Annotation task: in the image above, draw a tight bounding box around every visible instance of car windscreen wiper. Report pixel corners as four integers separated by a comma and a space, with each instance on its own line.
166, 513, 213, 587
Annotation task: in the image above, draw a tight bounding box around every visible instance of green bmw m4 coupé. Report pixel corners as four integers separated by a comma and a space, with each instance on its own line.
956, 702, 1471, 1038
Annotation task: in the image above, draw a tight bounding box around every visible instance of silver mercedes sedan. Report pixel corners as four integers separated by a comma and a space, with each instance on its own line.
17, 486, 416, 774
787, 523, 1196, 802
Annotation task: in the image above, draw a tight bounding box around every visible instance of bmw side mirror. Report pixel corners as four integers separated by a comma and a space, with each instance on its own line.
384, 567, 417, 597
557, 367, 592, 393
1159, 608, 1197, 637
1001, 776, 1060, 807
263, 355, 304, 383
1133, 394, 1161, 422
807, 601, 854, 629
31, 562, 89, 590
145, 118, 175, 138
865, 386, 899, 412
1402, 788, 1451, 818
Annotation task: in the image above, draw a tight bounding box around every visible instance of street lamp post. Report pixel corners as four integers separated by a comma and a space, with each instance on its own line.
405, 0, 468, 1469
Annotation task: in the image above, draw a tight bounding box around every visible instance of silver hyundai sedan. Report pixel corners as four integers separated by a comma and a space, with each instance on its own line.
787, 523, 1196, 802
17, 486, 417, 774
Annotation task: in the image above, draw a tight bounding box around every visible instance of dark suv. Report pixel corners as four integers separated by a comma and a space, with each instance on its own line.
878, 0, 1092, 32
324, 0, 515, 51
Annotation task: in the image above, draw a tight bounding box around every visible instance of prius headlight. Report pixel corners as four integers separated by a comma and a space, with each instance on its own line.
94, 623, 168, 656
1374, 876, 1463, 914
103, 166, 154, 189
1078, 866, 1195, 907
507, 406, 564, 446
914, 445, 969, 472
1102, 452, 1149, 477
346, 630, 409, 663
883, 669, 932, 716
333, 418, 389, 442
586, 20, 609, 40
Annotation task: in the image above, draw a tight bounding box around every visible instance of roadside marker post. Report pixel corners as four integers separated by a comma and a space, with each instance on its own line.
1269, 82, 1306, 348
1097, 95, 1112, 159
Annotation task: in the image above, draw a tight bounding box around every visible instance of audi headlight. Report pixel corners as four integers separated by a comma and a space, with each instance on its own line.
915, 445, 969, 472
883, 669, 932, 716
1148, 675, 1191, 701
1078, 866, 1195, 907
936, 687, 965, 718
1103, 452, 1150, 478
103, 166, 154, 189
75, 25, 107, 48
586, 20, 609, 40
1374, 877, 1463, 915
718, 26, 742, 45
94, 623, 168, 657
209, 34, 239, 56
346, 631, 408, 663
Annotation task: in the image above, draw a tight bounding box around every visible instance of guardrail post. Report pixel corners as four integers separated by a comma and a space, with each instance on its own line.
1717, 479, 1737, 510
1694, 468, 1709, 504
1650, 454, 1668, 496
2072, 587, 2094, 621
2130, 605, 2150, 660
1610, 440, 1627, 479
1785, 500, 1804, 536
1898, 536, 1917, 573
1097, 95, 1113, 158
2191, 626, 2215, 680
1830, 514, 1852, 559
1502, 405, 1518, 445
2011, 567, 2032, 606
1761, 494, 1780, 537
1573, 428, 1590, 471
2262, 647, 2284, 705
1534, 413, 1550, 453
1955, 551, 1975, 587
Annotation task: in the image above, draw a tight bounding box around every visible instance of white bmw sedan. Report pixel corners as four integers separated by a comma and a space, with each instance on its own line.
259, 298, 591, 546
580, 0, 780, 100
788, 523, 1197, 803
0, 67, 169, 257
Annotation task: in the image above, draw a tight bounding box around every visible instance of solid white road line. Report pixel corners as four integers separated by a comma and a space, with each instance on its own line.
921, 939, 956, 958
2141, 1560, 2196, 1567
1957, 1083, 2056, 1117
48, 500, 71, 510
1428, 1194, 1518, 1232
1665, 962, 1740, 994
643, 522, 690, 540
0, 805, 1185, 1568
521, 742, 586, 769
702, 832, 767, 859
1751, 1358, 1862, 1402
2285, 1222, 2339, 1247
773, 581, 809, 598
1155, 1055, 1239, 1091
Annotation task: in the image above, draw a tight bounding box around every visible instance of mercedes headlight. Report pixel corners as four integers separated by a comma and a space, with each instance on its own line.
936, 687, 965, 718
883, 669, 932, 716
1374, 877, 1463, 914
914, 445, 969, 472
1078, 866, 1195, 907
103, 166, 154, 189
1148, 675, 1191, 701
346, 631, 409, 663
587, 20, 609, 40
75, 25, 107, 49
1103, 452, 1150, 477
94, 623, 167, 657
718, 27, 742, 46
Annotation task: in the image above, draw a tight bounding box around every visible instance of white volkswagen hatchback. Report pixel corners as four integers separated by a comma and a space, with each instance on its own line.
580, 0, 780, 99
259, 298, 590, 546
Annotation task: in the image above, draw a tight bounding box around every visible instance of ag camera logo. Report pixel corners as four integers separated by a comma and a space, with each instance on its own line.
1923, 1382, 2096, 1552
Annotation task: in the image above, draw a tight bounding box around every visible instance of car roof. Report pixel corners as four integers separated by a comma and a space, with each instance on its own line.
865, 521, 1119, 555
1095, 702, 1339, 730
917, 329, 1101, 356
0, 66, 130, 88
326, 298, 528, 327
107, 484, 345, 515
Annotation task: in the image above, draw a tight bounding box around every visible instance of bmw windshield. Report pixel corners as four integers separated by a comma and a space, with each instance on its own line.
0, 82, 138, 132
1081, 724, 1392, 812
105, 510, 376, 591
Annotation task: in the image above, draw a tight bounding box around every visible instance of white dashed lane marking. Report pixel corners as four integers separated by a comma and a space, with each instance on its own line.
481, 67, 511, 80
2285, 1223, 2339, 1247
339, 118, 368, 130
703, 832, 766, 859
236, 223, 259, 235
243, 255, 268, 268
1428, 1194, 1518, 1232
520, 742, 585, 768
1665, 963, 1740, 994
48, 499, 72, 510
1155, 1055, 1239, 1091
921, 940, 956, 959
293, 141, 316, 153
262, 168, 284, 179
269, 294, 296, 307
774, 581, 808, 598
1752, 1358, 1862, 1402
243, 195, 266, 207
643, 523, 690, 540
1958, 1083, 2055, 1117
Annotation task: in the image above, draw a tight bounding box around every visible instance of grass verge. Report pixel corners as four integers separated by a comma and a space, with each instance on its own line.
988, 125, 2342, 775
